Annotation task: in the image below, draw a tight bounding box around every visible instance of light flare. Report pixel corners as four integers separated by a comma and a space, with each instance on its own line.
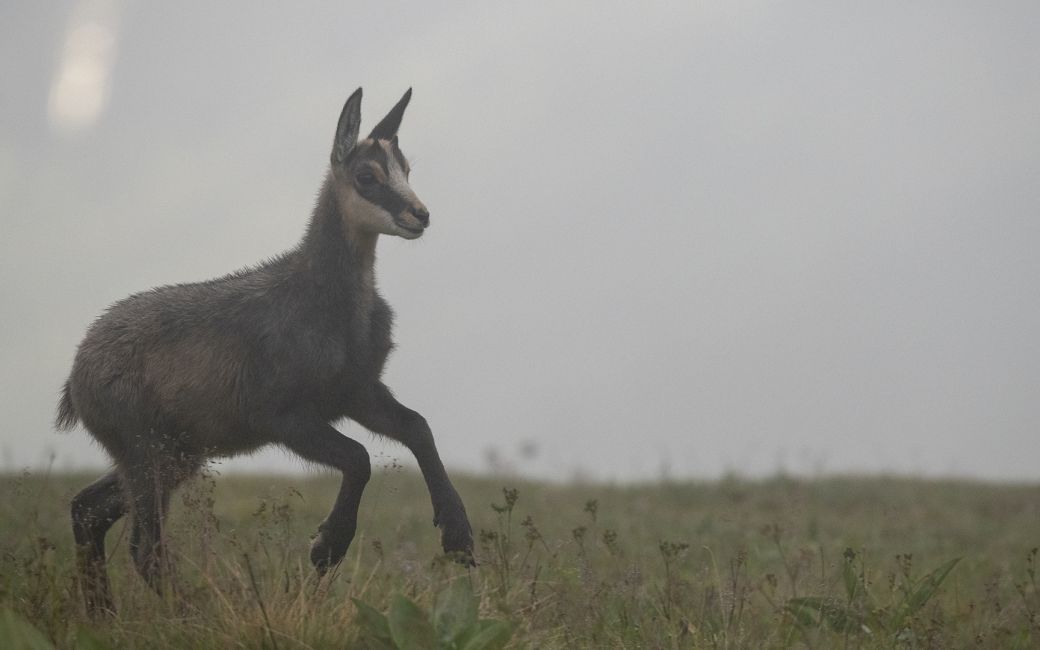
47, 0, 122, 134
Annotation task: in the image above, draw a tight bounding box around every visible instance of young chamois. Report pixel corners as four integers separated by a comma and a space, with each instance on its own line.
56, 87, 474, 615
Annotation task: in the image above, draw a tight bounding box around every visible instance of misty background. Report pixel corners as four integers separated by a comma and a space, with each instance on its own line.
2, 1, 1038, 482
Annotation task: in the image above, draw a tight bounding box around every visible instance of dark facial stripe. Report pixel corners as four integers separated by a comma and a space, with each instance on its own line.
351, 140, 414, 218
357, 176, 410, 217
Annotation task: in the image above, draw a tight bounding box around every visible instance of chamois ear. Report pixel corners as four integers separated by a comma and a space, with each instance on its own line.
332, 87, 363, 165
368, 88, 412, 140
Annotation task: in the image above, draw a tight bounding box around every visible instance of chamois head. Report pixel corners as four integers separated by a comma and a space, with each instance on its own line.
329, 88, 429, 240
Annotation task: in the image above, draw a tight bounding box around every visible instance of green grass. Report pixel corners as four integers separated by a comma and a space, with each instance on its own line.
1, 468, 1038, 648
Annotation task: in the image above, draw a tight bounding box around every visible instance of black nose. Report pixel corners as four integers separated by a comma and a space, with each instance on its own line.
412, 206, 430, 227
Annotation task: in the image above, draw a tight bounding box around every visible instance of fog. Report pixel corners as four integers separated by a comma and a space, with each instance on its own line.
2, 1, 1038, 481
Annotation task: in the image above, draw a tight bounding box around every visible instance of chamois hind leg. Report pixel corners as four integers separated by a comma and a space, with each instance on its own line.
122, 455, 197, 596
71, 470, 127, 616
273, 415, 371, 575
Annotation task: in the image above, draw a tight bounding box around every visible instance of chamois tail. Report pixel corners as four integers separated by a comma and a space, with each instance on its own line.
55, 381, 79, 431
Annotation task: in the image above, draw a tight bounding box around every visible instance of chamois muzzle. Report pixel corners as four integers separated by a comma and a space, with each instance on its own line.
411, 205, 430, 227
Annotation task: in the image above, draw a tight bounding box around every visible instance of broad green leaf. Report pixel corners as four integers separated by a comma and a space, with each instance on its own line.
458, 620, 514, 650
358, 635, 397, 650
890, 557, 961, 629
433, 578, 478, 645
786, 597, 824, 629
785, 601, 818, 629
0, 609, 56, 650
907, 557, 961, 614
352, 598, 393, 642
74, 627, 114, 650
388, 594, 438, 650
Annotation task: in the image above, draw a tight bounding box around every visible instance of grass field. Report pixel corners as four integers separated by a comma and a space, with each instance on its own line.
1, 468, 1037, 648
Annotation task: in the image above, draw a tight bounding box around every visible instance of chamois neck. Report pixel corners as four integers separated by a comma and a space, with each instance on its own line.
297, 173, 378, 287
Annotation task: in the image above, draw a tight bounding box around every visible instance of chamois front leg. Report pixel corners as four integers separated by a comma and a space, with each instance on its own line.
273, 414, 371, 574
348, 383, 474, 565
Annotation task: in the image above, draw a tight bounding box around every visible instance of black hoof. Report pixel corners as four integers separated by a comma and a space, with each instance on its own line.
438, 518, 475, 566
310, 529, 350, 575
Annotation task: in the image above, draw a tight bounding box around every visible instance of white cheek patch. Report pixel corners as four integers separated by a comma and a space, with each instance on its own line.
384, 148, 412, 202
341, 185, 395, 232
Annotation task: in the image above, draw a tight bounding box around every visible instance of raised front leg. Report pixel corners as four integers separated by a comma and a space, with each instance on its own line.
348, 383, 474, 564
273, 414, 371, 574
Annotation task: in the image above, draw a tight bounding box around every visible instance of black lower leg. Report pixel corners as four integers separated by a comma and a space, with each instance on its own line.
124, 463, 185, 595
71, 471, 127, 615
348, 383, 474, 563
403, 420, 474, 562
276, 417, 371, 574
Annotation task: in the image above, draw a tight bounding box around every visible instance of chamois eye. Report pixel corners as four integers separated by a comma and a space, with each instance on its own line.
356, 172, 377, 186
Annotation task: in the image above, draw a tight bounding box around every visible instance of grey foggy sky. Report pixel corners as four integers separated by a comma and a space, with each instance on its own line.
2, 1, 1038, 481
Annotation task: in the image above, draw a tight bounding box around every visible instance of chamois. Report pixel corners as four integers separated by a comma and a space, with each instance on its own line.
56, 87, 474, 615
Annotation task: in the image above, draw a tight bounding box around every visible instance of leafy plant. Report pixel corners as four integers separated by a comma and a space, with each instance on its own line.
477, 487, 523, 598
786, 549, 962, 641
353, 579, 513, 650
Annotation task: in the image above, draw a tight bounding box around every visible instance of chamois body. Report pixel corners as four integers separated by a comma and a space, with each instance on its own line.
62, 180, 392, 462
58, 88, 474, 615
